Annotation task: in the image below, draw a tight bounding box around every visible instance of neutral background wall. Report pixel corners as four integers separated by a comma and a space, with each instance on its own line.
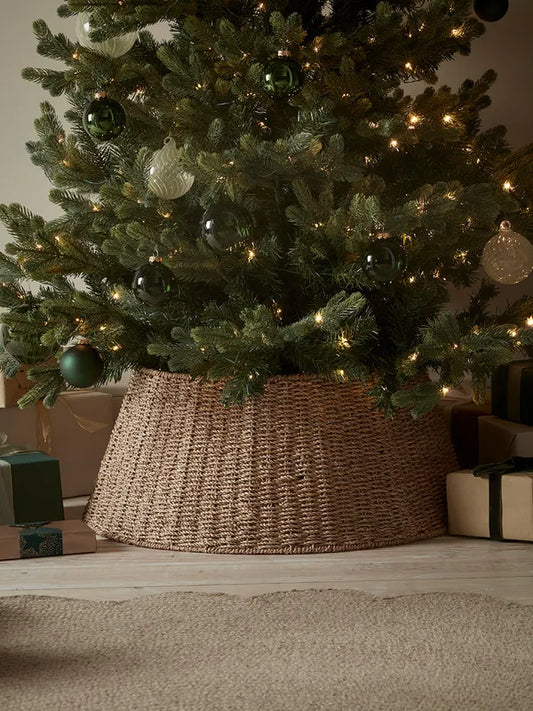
0, 0, 532, 306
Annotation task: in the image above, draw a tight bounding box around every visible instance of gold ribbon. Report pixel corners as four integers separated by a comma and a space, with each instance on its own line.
36, 395, 110, 456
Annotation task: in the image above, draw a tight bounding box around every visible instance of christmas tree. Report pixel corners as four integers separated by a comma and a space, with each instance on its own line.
1, 0, 532, 417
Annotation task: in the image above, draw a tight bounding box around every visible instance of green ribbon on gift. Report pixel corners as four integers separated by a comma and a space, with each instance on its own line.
9, 522, 63, 559
473, 458, 533, 541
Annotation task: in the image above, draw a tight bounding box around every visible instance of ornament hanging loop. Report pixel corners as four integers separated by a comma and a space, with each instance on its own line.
500, 220, 512, 231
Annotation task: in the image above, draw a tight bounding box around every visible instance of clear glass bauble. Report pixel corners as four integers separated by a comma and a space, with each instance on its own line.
147, 137, 195, 201
481, 221, 533, 285
201, 203, 253, 252
362, 237, 406, 283
75, 13, 137, 58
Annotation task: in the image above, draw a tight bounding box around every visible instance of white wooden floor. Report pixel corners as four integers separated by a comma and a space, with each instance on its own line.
1, 535, 532, 604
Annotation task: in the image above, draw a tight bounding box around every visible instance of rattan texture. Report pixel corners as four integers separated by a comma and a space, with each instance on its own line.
84, 369, 458, 554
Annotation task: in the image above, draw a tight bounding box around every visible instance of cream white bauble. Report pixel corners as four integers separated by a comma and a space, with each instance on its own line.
75, 13, 137, 58
147, 137, 195, 200
481, 221, 533, 285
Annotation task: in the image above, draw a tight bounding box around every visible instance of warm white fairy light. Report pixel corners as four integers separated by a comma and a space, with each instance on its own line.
508, 329, 518, 338
314, 312, 324, 325
526, 317, 533, 327
451, 27, 464, 37
441, 386, 450, 396
408, 352, 418, 362
389, 138, 399, 150
111, 291, 121, 301
99, 325, 107, 331
72, 50, 79, 60
247, 249, 256, 262
408, 276, 416, 284
409, 114, 420, 126
111, 344, 121, 351
503, 180, 513, 192
35, 243, 43, 250
442, 114, 453, 125
404, 62, 413, 71
337, 334, 350, 349
92, 204, 101, 212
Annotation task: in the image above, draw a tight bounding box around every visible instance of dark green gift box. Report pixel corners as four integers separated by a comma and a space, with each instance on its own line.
0, 452, 64, 525
492, 360, 533, 426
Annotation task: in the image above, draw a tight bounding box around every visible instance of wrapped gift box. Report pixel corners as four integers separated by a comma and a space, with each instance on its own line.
0, 390, 119, 498
0, 451, 64, 525
439, 397, 491, 468
0, 366, 31, 408
478, 416, 533, 464
447, 469, 533, 542
0, 519, 96, 561
492, 360, 533, 426
46, 391, 116, 497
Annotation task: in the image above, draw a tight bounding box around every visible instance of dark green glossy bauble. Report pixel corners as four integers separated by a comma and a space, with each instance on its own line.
82, 95, 126, 141
473, 0, 508, 22
132, 260, 175, 306
201, 203, 253, 251
60, 343, 104, 388
363, 239, 406, 283
261, 55, 304, 99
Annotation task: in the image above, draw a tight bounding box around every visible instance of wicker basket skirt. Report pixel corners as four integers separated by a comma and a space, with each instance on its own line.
84, 369, 458, 554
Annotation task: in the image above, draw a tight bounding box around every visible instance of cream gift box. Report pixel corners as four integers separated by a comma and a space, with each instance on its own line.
447, 468, 533, 542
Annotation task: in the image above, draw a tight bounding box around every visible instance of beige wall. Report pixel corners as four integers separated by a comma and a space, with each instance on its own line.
0, 0, 532, 305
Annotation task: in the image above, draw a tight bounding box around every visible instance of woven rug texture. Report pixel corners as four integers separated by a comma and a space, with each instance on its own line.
1, 589, 532, 711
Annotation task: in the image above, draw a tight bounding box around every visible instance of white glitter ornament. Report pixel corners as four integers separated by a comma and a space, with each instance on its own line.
482, 221, 533, 285
147, 137, 195, 200
75, 13, 137, 58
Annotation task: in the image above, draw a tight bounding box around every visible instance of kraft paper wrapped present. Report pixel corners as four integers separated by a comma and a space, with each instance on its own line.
447, 461, 533, 542
492, 360, 533, 425
0, 366, 31, 408
0, 450, 64, 525
0, 519, 96, 561
0, 390, 118, 498
478, 415, 533, 465
45, 391, 116, 497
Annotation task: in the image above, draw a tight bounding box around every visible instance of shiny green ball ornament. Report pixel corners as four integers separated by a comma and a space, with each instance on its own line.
201, 203, 253, 252
82, 92, 126, 141
363, 236, 406, 283
261, 50, 304, 99
60, 343, 104, 388
132, 256, 175, 306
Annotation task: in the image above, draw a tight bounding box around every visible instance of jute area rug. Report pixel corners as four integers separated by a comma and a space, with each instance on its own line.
1, 589, 531, 711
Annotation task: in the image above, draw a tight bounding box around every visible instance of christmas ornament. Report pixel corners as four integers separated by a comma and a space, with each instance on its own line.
261, 51, 304, 99
201, 203, 253, 251
473, 0, 509, 22
75, 12, 137, 58
0, 302, 54, 365
362, 235, 406, 283
60, 343, 104, 388
82, 93, 126, 141
481, 221, 533, 285
132, 256, 175, 306
147, 137, 195, 200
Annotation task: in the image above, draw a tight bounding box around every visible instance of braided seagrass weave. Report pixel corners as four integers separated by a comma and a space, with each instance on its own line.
84, 369, 458, 554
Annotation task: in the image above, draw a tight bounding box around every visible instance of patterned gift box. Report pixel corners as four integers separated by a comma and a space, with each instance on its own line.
0, 519, 96, 561
0, 451, 64, 525
492, 360, 533, 426
447, 465, 533, 542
